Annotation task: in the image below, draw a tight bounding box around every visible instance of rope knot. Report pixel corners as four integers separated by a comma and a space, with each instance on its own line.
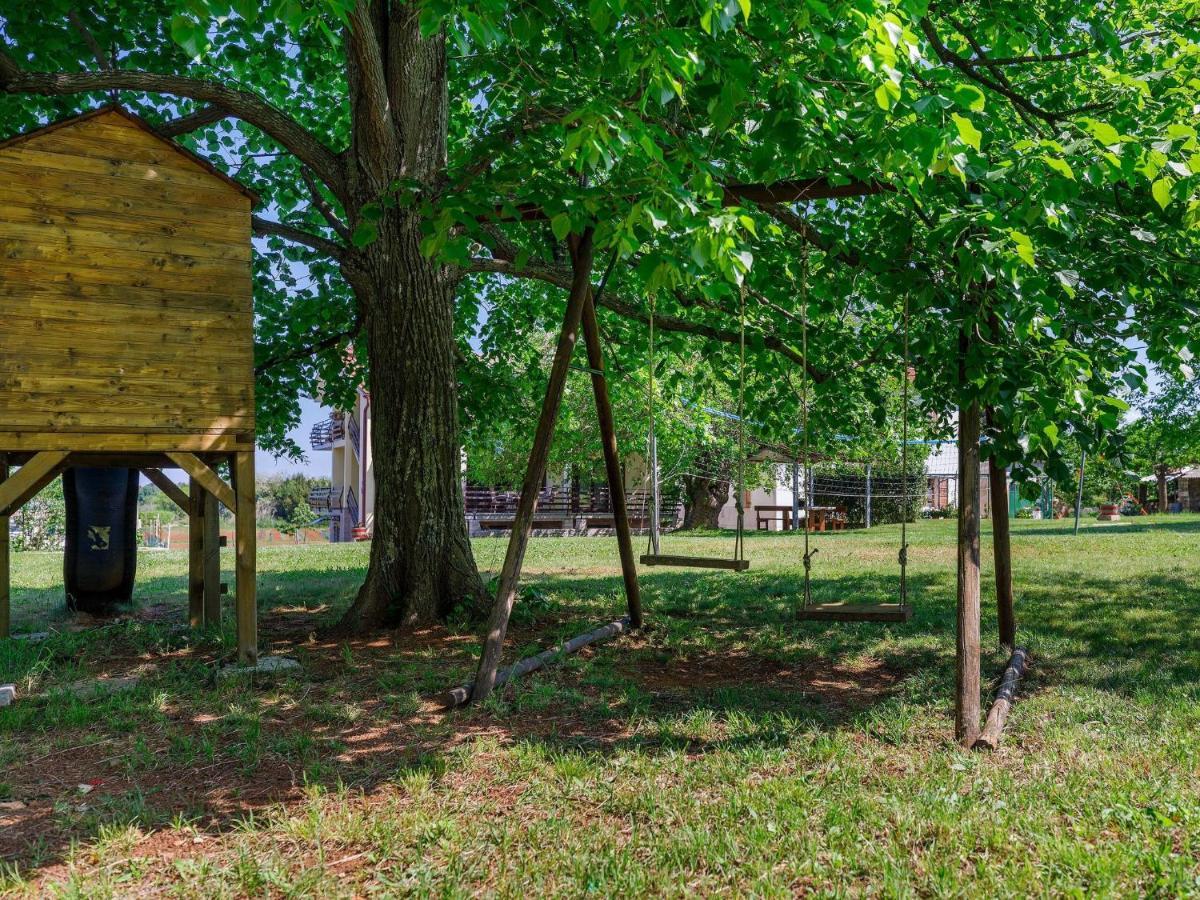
898, 544, 908, 567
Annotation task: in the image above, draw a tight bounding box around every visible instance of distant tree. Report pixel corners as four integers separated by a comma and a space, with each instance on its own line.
1125, 379, 1200, 512
258, 474, 330, 530
11, 476, 65, 551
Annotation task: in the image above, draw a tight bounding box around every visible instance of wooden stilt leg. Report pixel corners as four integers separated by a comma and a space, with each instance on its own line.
580, 289, 642, 628
471, 229, 596, 703
188, 477, 204, 628
234, 451, 257, 666
203, 491, 221, 626
0, 454, 9, 640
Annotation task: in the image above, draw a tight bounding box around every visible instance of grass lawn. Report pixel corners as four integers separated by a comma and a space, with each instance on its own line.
1, 515, 1199, 895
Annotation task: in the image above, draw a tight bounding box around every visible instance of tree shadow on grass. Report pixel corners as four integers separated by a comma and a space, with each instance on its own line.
1, 565, 961, 874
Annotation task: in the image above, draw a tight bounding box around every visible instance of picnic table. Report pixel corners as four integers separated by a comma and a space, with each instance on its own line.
754, 504, 844, 531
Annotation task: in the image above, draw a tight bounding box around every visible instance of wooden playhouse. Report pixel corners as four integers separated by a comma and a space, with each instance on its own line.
0, 106, 259, 663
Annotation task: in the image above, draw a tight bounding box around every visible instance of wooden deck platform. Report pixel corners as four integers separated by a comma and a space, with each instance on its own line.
796, 602, 912, 623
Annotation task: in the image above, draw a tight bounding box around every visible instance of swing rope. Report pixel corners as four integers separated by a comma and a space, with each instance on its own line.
733, 282, 747, 563
642, 284, 749, 571
899, 291, 911, 610
646, 296, 659, 557
799, 222, 814, 611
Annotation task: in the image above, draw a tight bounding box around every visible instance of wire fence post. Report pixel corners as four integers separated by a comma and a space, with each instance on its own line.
865, 463, 873, 529
1074, 450, 1086, 535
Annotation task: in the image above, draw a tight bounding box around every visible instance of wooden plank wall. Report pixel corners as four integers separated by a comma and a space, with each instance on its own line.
0, 110, 254, 449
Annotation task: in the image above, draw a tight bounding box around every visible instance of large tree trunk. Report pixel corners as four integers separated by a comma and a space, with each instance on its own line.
336, 8, 485, 631
337, 236, 487, 630
681, 474, 728, 529
1156, 465, 1169, 514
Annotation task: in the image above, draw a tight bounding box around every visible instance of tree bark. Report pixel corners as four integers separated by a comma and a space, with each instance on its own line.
681, 471, 729, 529
1156, 465, 1169, 514
956, 397, 982, 748
984, 406, 1016, 649
988, 455, 1015, 648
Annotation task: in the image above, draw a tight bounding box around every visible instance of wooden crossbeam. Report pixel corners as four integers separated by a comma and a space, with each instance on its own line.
166, 452, 235, 512
640, 554, 750, 572
141, 468, 190, 512
0, 450, 70, 516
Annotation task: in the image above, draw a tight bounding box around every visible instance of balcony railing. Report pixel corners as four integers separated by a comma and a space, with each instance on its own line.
347, 411, 362, 457
464, 483, 681, 528
310, 416, 346, 451
308, 487, 341, 510
346, 487, 360, 528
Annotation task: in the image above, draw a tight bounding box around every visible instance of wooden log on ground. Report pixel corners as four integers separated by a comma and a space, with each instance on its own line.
973, 647, 1028, 751
440, 617, 630, 708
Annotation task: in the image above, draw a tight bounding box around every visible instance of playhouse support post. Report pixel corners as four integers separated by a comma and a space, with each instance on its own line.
0, 454, 8, 639
580, 288, 642, 628
203, 491, 221, 626
188, 476, 204, 628
233, 451, 257, 665
471, 229, 595, 703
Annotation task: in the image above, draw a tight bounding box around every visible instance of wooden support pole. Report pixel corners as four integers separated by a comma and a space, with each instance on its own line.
143, 468, 190, 513
988, 454, 1016, 649
188, 476, 204, 628
471, 228, 596, 704
233, 451, 257, 666
580, 288, 642, 629
0, 451, 70, 517
956, 397, 983, 747
203, 491, 221, 625
0, 454, 9, 640
441, 617, 630, 708
974, 647, 1028, 751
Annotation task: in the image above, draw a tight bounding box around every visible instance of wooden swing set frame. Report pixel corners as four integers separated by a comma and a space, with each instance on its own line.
448, 175, 1019, 750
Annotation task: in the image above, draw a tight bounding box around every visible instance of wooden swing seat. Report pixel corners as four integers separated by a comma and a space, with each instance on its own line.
640, 554, 750, 571
797, 602, 912, 623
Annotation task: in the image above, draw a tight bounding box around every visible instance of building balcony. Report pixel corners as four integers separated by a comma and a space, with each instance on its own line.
308, 487, 342, 511
310, 414, 346, 451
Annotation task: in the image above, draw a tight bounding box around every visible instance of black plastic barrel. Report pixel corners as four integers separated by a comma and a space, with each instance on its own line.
63, 467, 140, 612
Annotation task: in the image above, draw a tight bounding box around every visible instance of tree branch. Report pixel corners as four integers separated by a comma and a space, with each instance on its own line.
252, 215, 347, 261
0, 43, 345, 195
919, 17, 1104, 124
66, 8, 112, 71
462, 256, 828, 382
301, 167, 352, 242
156, 103, 229, 138
255, 310, 364, 376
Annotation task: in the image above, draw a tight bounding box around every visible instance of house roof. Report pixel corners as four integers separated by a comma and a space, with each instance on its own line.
0, 104, 260, 207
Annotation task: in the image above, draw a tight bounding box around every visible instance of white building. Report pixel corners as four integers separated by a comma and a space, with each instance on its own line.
309, 387, 374, 542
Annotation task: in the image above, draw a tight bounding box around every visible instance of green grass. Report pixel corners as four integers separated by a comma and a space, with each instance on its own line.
2, 515, 1199, 895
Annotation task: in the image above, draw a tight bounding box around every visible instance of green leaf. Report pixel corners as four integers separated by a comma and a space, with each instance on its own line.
1010, 230, 1035, 267
951, 84, 986, 113
1042, 422, 1059, 446
1151, 178, 1173, 210
951, 113, 982, 151
737, 0, 751, 22
1083, 119, 1121, 145
352, 221, 379, 248
1041, 155, 1075, 180
550, 213, 572, 241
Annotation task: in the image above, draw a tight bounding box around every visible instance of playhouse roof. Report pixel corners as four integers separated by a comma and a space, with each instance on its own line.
0, 104, 259, 206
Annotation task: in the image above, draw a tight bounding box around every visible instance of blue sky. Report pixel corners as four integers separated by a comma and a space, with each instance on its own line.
258, 395, 330, 478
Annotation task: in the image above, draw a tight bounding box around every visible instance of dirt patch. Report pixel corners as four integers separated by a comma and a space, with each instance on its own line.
624, 652, 903, 709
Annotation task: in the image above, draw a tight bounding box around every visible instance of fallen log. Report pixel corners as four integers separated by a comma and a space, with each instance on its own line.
438, 616, 631, 708
973, 647, 1028, 751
